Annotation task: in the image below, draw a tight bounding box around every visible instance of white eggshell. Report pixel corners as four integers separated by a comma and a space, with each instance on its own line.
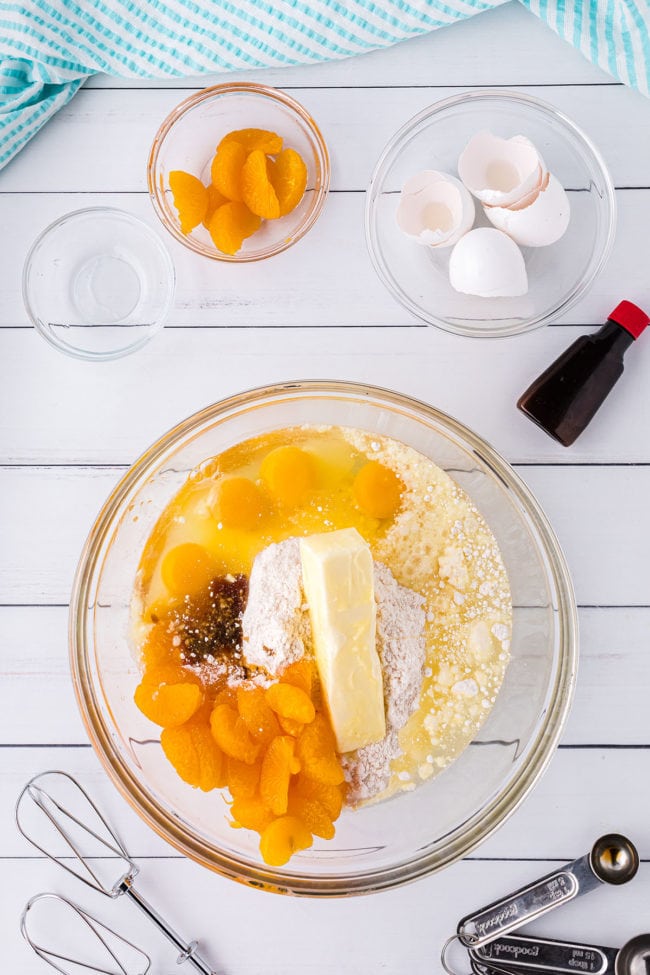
507, 170, 550, 211
484, 173, 571, 247
396, 170, 475, 248
458, 131, 546, 208
449, 228, 528, 298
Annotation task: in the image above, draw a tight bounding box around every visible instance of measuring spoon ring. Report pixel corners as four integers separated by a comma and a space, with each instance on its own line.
470, 932, 650, 975
457, 834, 639, 948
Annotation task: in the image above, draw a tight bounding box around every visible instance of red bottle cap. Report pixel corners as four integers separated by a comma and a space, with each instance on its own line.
608, 300, 650, 340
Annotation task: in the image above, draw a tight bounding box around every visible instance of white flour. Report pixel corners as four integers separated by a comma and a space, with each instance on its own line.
241, 538, 311, 675
373, 562, 426, 730
241, 537, 427, 804
342, 562, 426, 803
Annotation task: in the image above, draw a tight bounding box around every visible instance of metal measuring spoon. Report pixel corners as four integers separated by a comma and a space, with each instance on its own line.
456, 834, 639, 948
469, 932, 650, 975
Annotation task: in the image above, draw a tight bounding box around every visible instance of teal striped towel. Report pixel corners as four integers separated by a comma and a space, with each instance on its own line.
1, 0, 649, 171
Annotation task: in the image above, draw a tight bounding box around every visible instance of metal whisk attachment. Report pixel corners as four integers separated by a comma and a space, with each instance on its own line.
21, 893, 151, 975
16, 771, 218, 975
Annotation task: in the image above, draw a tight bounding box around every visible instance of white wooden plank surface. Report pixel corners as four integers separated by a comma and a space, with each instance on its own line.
2, 1, 650, 972
2, 856, 648, 975
2, 326, 650, 465
2, 191, 649, 331
1, 84, 648, 194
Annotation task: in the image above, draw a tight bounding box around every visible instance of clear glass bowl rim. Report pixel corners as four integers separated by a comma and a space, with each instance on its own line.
365, 88, 617, 337
22, 206, 176, 362
147, 82, 331, 263
69, 379, 578, 895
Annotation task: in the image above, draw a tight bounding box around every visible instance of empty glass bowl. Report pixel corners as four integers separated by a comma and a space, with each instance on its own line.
147, 83, 330, 262
23, 208, 175, 360
70, 381, 578, 895
366, 90, 616, 337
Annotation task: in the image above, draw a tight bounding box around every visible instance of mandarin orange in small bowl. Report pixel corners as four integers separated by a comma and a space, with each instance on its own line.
148, 84, 330, 262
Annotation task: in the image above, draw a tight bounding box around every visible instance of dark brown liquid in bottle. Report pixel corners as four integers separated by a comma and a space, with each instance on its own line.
517, 321, 634, 447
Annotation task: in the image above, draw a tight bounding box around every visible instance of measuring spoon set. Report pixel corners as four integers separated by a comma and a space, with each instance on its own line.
443, 834, 648, 975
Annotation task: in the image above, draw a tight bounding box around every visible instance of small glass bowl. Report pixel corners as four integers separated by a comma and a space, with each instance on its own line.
148, 84, 330, 262
366, 90, 616, 337
23, 208, 175, 361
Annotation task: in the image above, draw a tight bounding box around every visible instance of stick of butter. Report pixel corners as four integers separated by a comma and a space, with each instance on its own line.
299, 528, 386, 753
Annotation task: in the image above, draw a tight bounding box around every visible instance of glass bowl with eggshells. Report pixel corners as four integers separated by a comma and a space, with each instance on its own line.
365, 89, 616, 337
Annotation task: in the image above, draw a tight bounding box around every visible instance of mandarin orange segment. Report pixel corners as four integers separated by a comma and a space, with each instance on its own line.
192, 698, 218, 725
203, 183, 229, 228
279, 658, 313, 695
134, 680, 203, 728
260, 735, 298, 815
160, 542, 221, 599
208, 201, 261, 256
217, 477, 266, 530
288, 794, 335, 840
210, 704, 261, 764
290, 773, 343, 820
161, 718, 226, 791
236, 685, 281, 745
269, 148, 308, 216
302, 755, 343, 787
160, 724, 201, 786
140, 661, 194, 687
169, 170, 209, 235
277, 715, 305, 737
187, 718, 228, 790
296, 714, 345, 785
218, 128, 283, 155
214, 686, 238, 709
140, 623, 177, 670
230, 796, 274, 833
266, 683, 315, 725
227, 755, 261, 798
211, 140, 247, 201
241, 150, 281, 220
352, 461, 403, 520
259, 815, 313, 866
259, 445, 317, 506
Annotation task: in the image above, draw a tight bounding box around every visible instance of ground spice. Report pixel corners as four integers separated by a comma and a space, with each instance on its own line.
170, 574, 248, 669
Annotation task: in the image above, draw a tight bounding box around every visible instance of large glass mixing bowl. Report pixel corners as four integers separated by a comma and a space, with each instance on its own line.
70, 381, 577, 895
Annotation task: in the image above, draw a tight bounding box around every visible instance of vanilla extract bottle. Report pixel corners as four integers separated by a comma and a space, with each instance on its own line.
517, 301, 649, 446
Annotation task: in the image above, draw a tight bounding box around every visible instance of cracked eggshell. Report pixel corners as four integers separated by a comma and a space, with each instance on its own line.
458, 131, 546, 208
507, 169, 550, 211
449, 228, 528, 298
396, 170, 475, 248
484, 173, 571, 247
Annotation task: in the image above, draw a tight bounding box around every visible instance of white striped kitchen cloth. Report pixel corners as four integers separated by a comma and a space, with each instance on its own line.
0, 0, 649, 171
